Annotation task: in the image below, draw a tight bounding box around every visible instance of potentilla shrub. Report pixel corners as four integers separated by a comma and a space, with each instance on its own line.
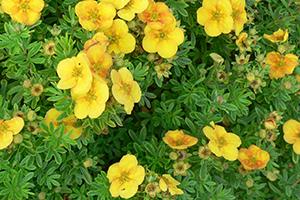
0, 0, 299, 199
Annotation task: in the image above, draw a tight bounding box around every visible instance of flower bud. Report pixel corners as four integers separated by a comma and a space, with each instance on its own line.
145, 182, 160, 198
264, 118, 277, 130
31, 84, 44, 97
246, 179, 254, 188
27, 110, 37, 121
169, 152, 178, 160
38, 192, 46, 200
23, 80, 32, 88
13, 134, 23, 144
83, 158, 93, 168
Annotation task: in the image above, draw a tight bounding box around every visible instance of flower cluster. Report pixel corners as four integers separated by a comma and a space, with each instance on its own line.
54, 0, 148, 119
263, 28, 298, 79
2, 0, 45, 25
106, 154, 183, 199
197, 0, 247, 37
161, 122, 271, 172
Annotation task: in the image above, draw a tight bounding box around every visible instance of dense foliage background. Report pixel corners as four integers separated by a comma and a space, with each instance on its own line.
0, 0, 300, 199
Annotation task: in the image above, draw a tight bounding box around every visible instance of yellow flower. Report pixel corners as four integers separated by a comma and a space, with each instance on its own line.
142, 23, 184, 58
238, 145, 270, 170
116, 0, 149, 21
283, 119, 300, 154
74, 79, 109, 119
111, 67, 141, 114
2, 0, 44, 25
197, 0, 233, 37
0, 117, 24, 150
75, 1, 116, 31
139, 1, 176, 29
203, 122, 241, 161
84, 32, 110, 56
104, 0, 149, 21
44, 108, 82, 140
56, 52, 93, 97
163, 130, 198, 150
89, 52, 113, 79
230, 0, 247, 35
104, 19, 136, 54
102, 0, 129, 9
159, 174, 183, 196
84, 32, 112, 78
265, 52, 298, 79
264, 28, 289, 43
107, 154, 145, 199
236, 32, 251, 52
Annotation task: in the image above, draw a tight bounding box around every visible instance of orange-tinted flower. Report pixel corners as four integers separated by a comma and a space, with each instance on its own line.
84, 33, 112, 78
265, 52, 298, 79
163, 130, 198, 150
139, 1, 175, 29
238, 145, 270, 170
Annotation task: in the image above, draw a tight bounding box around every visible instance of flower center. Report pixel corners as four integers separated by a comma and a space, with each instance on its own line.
121, 82, 132, 95
250, 156, 257, 164
278, 57, 286, 67
151, 13, 159, 21
175, 139, 184, 146
212, 10, 223, 21
72, 67, 82, 77
120, 171, 131, 183
89, 9, 101, 23
159, 32, 166, 39
218, 137, 227, 147
109, 35, 120, 43
20, 0, 30, 10
86, 91, 97, 101
232, 9, 240, 20
0, 122, 9, 133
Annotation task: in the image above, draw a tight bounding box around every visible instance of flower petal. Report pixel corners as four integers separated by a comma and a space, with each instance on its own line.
5, 117, 24, 135
157, 39, 178, 58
